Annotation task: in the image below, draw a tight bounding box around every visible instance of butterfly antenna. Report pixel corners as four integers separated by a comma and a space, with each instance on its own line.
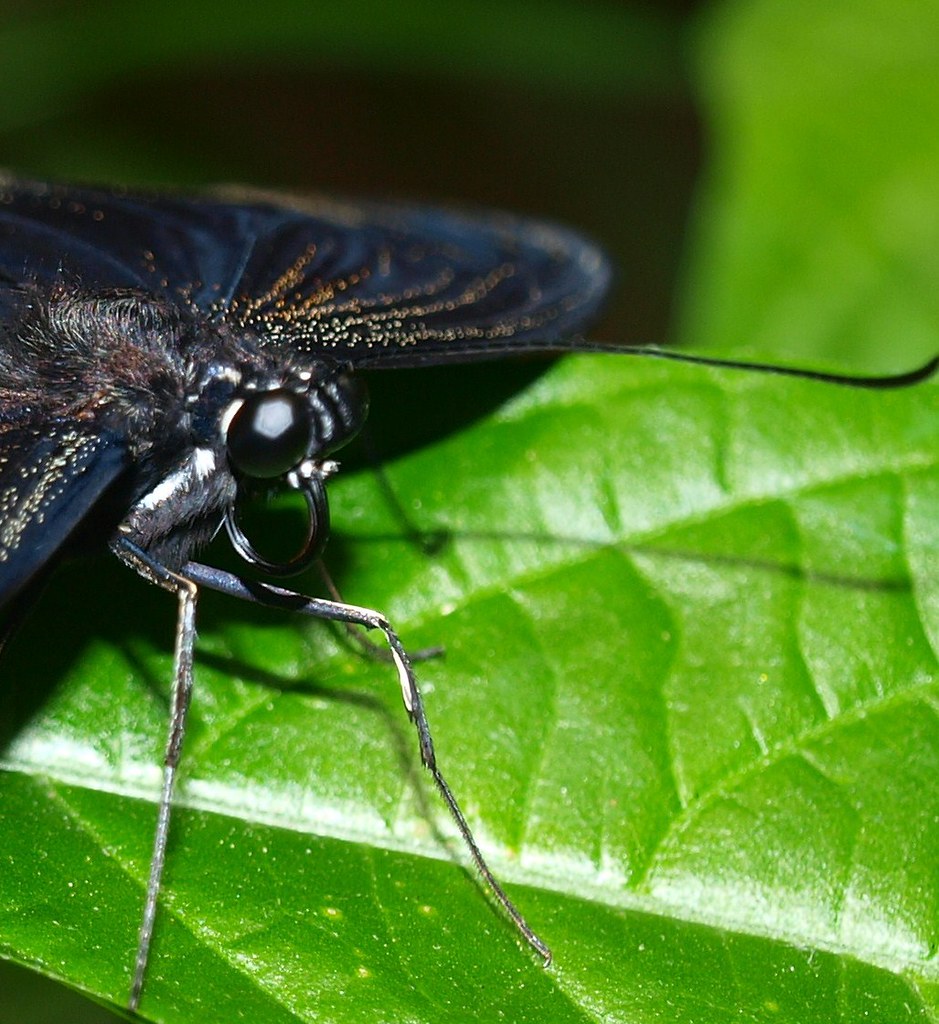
588, 345, 939, 389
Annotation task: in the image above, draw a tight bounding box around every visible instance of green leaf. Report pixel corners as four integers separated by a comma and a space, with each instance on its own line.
679, 0, 939, 372
2, 352, 937, 1022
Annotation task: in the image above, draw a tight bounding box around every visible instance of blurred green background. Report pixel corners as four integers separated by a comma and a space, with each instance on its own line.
0, 0, 937, 1020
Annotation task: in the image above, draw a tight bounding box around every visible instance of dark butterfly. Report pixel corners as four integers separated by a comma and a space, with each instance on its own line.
0, 176, 933, 1011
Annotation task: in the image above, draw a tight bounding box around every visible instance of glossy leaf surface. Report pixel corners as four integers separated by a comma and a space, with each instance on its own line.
1, 352, 936, 1023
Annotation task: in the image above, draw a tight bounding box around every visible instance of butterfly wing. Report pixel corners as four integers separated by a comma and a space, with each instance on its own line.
0, 177, 608, 604
220, 192, 612, 368
0, 419, 128, 606
0, 177, 610, 367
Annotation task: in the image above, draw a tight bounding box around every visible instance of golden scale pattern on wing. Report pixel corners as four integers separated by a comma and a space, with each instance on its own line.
0, 427, 103, 563
217, 232, 585, 354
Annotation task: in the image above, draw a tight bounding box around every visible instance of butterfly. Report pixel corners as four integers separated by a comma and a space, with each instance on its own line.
0, 176, 933, 1010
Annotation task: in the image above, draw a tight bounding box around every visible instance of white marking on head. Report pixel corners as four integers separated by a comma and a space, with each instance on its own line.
192, 447, 216, 479
136, 465, 190, 511
219, 398, 244, 442
136, 448, 217, 511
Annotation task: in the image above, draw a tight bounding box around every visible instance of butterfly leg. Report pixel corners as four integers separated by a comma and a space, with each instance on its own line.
111, 536, 198, 1011
182, 559, 552, 965
315, 558, 444, 664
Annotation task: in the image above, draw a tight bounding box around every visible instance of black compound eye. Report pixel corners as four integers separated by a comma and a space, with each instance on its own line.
226, 389, 313, 478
